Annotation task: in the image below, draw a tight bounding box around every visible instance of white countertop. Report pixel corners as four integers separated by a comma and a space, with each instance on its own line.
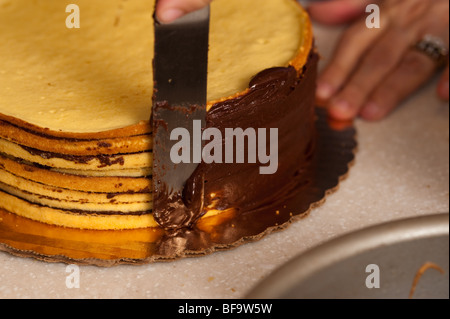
0, 25, 448, 299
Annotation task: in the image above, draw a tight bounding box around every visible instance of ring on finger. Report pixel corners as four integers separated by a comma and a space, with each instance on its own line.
414, 34, 449, 69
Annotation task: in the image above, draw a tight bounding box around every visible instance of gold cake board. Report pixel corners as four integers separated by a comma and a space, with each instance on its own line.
0, 108, 357, 266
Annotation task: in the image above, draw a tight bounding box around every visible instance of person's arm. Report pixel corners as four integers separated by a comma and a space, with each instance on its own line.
310, 0, 449, 121
155, 0, 213, 23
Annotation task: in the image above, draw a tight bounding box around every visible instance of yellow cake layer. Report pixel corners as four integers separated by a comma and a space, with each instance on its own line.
0, 190, 157, 230
0, 168, 150, 204
0, 182, 152, 212
50, 167, 152, 178
0, 0, 311, 133
0, 138, 152, 171
0, 154, 151, 193
0, 120, 152, 155
0, 190, 227, 230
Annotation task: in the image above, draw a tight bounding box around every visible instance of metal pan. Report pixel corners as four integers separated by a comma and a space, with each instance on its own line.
246, 213, 449, 299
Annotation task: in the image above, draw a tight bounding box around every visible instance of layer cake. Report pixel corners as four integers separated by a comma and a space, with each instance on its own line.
0, 0, 317, 230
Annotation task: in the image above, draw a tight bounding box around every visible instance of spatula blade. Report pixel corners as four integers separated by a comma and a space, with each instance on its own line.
152, 5, 210, 229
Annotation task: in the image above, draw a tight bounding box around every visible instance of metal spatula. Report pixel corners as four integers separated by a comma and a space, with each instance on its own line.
152, 5, 210, 229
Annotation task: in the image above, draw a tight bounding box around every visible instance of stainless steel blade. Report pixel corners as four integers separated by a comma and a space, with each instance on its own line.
152, 6, 210, 229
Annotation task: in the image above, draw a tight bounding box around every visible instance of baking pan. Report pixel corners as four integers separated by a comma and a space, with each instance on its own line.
246, 213, 449, 299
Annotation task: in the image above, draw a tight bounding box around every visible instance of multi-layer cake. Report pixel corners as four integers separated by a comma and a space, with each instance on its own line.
0, 0, 317, 230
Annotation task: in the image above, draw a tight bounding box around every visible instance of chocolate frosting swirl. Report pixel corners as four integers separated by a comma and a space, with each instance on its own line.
155, 52, 318, 229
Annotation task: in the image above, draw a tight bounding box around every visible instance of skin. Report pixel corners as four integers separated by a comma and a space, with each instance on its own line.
155, 0, 213, 23
156, 0, 449, 121
309, 0, 449, 121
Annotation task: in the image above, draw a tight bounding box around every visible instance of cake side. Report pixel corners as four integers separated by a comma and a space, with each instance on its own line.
185, 53, 319, 225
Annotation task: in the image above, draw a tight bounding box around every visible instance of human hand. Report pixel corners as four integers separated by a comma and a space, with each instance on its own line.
155, 0, 213, 24
309, 0, 449, 121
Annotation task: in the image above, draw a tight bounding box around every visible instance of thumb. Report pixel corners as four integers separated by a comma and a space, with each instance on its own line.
308, 0, 374, 25
156, 0, 213, 24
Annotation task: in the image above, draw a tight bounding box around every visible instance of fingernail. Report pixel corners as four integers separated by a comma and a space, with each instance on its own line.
316, 82, 334, 101
331, 99, 351, 112
329, 99, 354, 120
361, 102, 380, 119
158, 8, 184, 23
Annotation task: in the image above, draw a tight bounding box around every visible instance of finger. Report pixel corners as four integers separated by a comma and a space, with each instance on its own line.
360, 50, 436, 121
308, 0, 373, 25
327, 27, 415, 120
437, 64, 449, 101
156, 0, 212, 23
316, 19, 386, 104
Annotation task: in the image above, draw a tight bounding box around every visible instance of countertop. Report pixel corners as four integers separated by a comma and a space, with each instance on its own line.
0, 24, 448, 299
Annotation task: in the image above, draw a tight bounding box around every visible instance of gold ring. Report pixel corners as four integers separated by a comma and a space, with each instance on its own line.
415, 34, 449, 69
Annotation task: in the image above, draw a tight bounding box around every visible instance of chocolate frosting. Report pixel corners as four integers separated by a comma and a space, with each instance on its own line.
3, 53, 317, 230
155, 52, 318, 229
